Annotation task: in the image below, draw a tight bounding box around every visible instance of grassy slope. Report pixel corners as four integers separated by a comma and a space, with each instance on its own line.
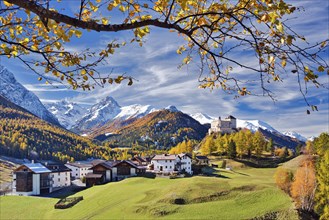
0, 167, 298, 220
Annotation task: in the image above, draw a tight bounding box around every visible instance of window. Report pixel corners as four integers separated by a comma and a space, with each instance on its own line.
170, 166, 172, 169
165, 160, 167, 163
58, 172, 60, 175
58, 178, 60, 182
76, 173, 78, 176
170, 160, 171, 162
165, 166, 167, 168
76, 168, 78, 171
65, 177, 68, 181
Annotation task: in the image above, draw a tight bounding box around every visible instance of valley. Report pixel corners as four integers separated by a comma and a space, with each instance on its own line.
0, 158, 299, 220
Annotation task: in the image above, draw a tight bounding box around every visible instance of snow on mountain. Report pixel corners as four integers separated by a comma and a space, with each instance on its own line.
283, 131, 307, 142
73, 96, 121, 132
46, 100, 88, 129
236, 119, 279, 133
0, 65, 60, 126
189, 113, 215, 124
115, 104, 157, 120
165, 105, 180, 112
308, 136, 316, 141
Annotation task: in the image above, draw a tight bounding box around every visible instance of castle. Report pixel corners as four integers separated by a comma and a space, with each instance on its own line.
208, 115, 237, 135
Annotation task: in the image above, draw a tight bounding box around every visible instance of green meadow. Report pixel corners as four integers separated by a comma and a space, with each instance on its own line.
0, 165, 298, 220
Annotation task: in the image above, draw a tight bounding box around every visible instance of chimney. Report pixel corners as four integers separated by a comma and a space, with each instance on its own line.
31, 160, 34, 164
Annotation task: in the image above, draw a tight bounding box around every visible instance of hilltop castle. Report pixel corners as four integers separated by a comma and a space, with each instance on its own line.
208, 115, 237, 135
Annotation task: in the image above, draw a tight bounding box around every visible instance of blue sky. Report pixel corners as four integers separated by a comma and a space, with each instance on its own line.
0, 0, 328, 137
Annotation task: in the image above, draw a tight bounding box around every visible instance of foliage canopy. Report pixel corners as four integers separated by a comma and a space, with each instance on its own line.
1, 0, 328, 109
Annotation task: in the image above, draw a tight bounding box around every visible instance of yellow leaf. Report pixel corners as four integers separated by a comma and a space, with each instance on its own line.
119, 5, 126, 12
276, 23, 283, 33
3, 1, 14, 7
81, 69, 87, 75
107, 3, 114, 11
101, 18, 108, 25
83, 75, 88, 81
75, 30, 82, 38
281, 59, 286, 67
318, 66, 325, 72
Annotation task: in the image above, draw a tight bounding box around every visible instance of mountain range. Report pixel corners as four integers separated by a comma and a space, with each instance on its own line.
0, 65, 308, 150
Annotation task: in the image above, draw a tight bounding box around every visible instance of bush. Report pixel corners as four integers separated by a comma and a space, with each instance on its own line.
54, 196, 83, 209
274, 167, 293, 194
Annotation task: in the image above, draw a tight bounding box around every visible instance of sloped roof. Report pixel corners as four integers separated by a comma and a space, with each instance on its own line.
178, 153, 192, 159
44, 163, 71, 172
65, 162, 93, 168
18, 163, 51, 173
90, 160, 138, 170
196, 155, 209, 160
152, 154, 177, 160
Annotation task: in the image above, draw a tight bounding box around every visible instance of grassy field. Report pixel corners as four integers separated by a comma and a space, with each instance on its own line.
0, 165, 298, 220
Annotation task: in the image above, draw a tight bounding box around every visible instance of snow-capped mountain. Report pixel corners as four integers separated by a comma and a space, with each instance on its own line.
165, 105, 180, 112
237, 119, 279, 133
72, 96, 121, 132
190, 113, 215, 124
46, 100, 88, 129
114, 104, 157, 120
0, 65, 60, 126
283, 131, 307, 142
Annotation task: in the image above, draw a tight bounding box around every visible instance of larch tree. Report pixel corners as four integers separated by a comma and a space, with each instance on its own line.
291, 159, 317, 212
0, 0, 328, 111
313, 133, 329, 220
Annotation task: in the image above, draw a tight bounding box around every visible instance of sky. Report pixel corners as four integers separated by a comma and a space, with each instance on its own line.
0, 0, 328, 138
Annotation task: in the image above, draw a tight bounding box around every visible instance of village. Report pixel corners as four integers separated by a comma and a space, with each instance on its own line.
11, 153, 211, 196
10, 115, 237, 197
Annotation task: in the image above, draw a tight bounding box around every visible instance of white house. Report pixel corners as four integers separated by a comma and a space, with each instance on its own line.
151, 153, 193, 175
65, 162, 93, 179
45, 163, 71, 190
177, 153, 192, 174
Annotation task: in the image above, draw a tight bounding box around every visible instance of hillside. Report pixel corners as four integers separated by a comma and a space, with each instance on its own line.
0, 65, 60, 126
91, 110, 208, 149
259, 128, 303, 149
0, 95, 99, 162
0, 167, 298, 219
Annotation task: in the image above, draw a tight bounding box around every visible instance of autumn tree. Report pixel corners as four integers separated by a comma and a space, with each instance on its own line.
313, 133, 329, 219
0, 0, 328, 110
291, 160, 317, 212
201, 136, 215, 155
252, 131, 266, 157
274, 167, 293, 194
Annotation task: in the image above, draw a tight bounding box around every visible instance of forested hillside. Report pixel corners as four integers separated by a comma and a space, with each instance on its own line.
0, 95, 102, 162
93, 110, 208, 149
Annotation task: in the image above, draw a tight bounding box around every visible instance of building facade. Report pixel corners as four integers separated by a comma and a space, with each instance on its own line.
151, 154, 193, 174
45, 164, 71, 190
208, 115, 237, 135
13, 163, 52, 196
65, 162, 93, 179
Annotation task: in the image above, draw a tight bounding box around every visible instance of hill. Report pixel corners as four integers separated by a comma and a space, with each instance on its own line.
91, 109, 208, 149
259, 128, 304, 149
0, 95, 100, 162
0, 167, 298, 219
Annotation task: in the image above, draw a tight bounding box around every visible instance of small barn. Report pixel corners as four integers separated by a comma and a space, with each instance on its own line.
195, 156, 209, 165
